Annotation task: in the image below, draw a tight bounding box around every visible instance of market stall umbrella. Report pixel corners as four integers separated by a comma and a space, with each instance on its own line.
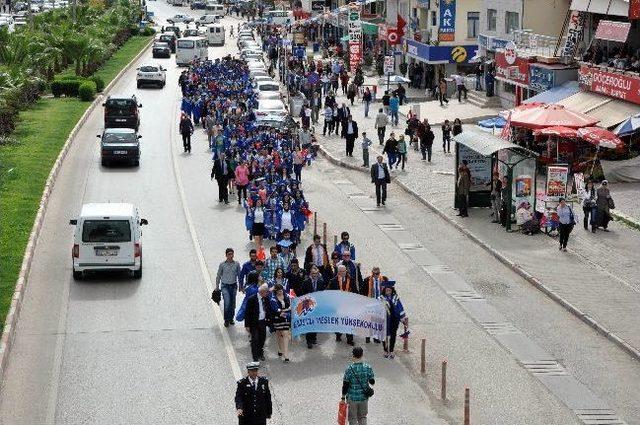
509, 104, 600, 129
576, 127, 626, 150
532, 126, 578, 138
477, 116, 506, 129
613, 113, 640, 136
498, 102, 547, 118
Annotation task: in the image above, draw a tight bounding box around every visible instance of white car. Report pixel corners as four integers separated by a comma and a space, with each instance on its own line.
255, 80, 280, 97
168, 14, 193, 24
249, 69, 270, 80
256, 98, 287, 118
252, 75, 274, 85
69, 203, 148, 280
136, 64, 166, 88
247, 60, 266, 70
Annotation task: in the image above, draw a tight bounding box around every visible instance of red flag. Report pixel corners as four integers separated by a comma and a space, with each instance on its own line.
397, 14, 407, 37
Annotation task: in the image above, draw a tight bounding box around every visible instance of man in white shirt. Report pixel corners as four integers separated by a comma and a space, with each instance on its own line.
370, 155, 391, 207
452, 74, 468, 102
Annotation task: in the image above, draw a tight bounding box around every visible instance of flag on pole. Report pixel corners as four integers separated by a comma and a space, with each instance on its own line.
501, 111, 512, 141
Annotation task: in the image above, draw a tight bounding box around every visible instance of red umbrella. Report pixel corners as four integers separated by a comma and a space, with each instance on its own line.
532, 126, 578, 138
576, 127, 626, 150
509, 104, 600, 129
499, 102, 546, 118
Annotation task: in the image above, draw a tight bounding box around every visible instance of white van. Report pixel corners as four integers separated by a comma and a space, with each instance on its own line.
205, 2, 224, 13
205, 23, 225, 46
176, 36, 208, 65
196, 14, 219, 26
69, 203, 148, 280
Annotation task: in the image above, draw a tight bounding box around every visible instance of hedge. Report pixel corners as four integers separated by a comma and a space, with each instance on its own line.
78, 81, 97, 101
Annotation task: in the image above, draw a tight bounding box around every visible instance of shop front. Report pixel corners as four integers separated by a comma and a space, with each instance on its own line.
494, 45, 533, 107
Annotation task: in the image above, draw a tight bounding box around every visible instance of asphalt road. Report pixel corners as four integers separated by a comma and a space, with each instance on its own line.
0, 3, 445, 424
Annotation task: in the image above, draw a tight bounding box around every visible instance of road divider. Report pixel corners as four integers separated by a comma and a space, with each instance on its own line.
0, 37, 154, 381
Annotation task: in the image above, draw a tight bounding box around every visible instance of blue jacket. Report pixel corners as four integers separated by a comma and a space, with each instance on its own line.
379, 293, 406, 331
334, 242, 356, 260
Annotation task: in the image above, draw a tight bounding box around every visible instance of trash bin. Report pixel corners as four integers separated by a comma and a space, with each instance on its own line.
313, 42, 320, 53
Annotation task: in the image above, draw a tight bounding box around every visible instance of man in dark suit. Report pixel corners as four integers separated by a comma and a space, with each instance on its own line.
211, 152, 233, 204
235, 362, 272, 425
300, 265, 326, 349
370, 155, 391, 207
303, 234, 329, 274
341, 114, 359, 157
244, 284, 271, 362
329, 265, 360, 345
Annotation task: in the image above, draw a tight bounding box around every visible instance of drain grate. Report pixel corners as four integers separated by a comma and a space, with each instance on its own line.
398, 242, 424, 251
574, 409, 627, 425
480, 322, 521, 335
378, 223, 404, 231
422, 264, 453, 274
448, 290, 484, 301
520, 360, 568, 376
361, 206, 383, 212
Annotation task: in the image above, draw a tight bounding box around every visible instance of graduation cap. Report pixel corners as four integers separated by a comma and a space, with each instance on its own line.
381, 280, 396, 288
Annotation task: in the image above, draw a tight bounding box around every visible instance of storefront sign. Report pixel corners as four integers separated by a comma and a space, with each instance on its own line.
458, 145, 492, 192
595, 20, 631, 42
546, 165, 569, 201
529, 65, 555, 92
438, 0, 456, 42
478, 34, 488, 49
578, 64, 640, 105
504, 41, 517, 65
489, 36, 509, 51
630, 0, 640, 19
495, 52, 530, 85
561, 10, 585, 58
405, 38, 477, 63
348, 8, 362, 66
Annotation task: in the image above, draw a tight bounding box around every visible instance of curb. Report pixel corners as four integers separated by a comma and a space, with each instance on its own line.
316, 144, 640, 362
0, 37, 153, 381
611, 210, 640, 231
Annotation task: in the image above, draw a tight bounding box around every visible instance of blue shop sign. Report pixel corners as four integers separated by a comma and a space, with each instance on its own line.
488, 36, 509, 51
478, 34, 488, 48
405, 38, 477, 63
439, 0, 456, 38
529, 66, 555, 92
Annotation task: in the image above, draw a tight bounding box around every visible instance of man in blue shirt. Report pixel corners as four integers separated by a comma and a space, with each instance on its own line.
239, 249, 258, 290
388, 93, 400, 127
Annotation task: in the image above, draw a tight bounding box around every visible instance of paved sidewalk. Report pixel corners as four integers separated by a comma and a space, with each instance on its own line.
314, 91, 640, 360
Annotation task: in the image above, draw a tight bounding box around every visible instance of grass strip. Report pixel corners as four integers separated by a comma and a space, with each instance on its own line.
0, 35, 152, 332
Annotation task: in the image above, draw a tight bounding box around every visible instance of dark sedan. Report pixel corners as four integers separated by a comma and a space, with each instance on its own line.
99, 128, 141, 167
152, 42, 171, 58
191, 1, 206, 9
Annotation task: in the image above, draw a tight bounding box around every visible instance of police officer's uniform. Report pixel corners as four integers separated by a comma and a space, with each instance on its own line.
235, 362, 272, 425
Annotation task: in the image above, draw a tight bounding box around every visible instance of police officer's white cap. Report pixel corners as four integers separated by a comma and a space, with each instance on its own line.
246, 361, 260, 370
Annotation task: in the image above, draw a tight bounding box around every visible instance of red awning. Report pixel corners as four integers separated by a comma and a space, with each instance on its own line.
595, 20, 631, 42
532, 126, 578, 138
509, 104, 600, 130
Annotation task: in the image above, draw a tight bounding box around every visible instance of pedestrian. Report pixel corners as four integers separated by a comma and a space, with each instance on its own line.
596, 180, 613, 231
388, 93, 400, 126
211, 152, 233, 204
457, 164, 470, 217
441, 120, 452, 153
300, 266, 326, 349
342, 115, 359, 157
395, 83, 406, 105
340, 70, 349, 95
475, 62, 484, 91
453, 118, 463, 136
245, 283, 272, 361
334, 231, 356, 260
337, 103, 350, 136
396, 135, 407, 171
381, 90, 390, 115
179, 113, 194, 153
248, 199, 266, 250
304, 234, 329, 274
215, 248, 241, 327
323, 104, 334, 136
235, 362, 272, 425
235, 160, 250, 205
347, 82, 357, 106
329, 265, 359, 345
362, 87, 372, 118
341, 346, 375, 425
268, 267, 288, 290
361, 266, 388, 343
379, 281, 408, 359
557, 198, 576, 251
311, 91, 321, 124
361, 132, 372, 168
453, 74, 468, 102
370, 155, 391, 207
582, 180, 597, 232
284, 258, 306, 295
420, 123, 434, 162
374, 108, 389, 146
239, 249, 258, 290
293, 146, 305, 182
263, 246, 286, 282
270, 283, 292, 362
491, 175, 503, 223
438, 78, 449, 106
383, 133, 398, 170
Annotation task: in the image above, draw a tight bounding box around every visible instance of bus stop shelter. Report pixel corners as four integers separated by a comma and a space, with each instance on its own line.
453, 129, 538, 231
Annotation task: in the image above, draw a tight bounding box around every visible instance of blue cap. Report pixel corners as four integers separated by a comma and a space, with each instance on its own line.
382, 280, 396, 288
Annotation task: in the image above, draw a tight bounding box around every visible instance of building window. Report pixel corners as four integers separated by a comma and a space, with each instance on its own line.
505, 11, 520, 34
487, 9, 497, 31
431, 10, 437, 27
467, 12, 479, 38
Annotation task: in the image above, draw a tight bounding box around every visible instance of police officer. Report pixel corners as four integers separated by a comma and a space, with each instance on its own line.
235, 362, 272, 425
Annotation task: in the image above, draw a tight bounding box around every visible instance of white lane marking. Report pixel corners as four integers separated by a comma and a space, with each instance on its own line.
168, 91, 242, 381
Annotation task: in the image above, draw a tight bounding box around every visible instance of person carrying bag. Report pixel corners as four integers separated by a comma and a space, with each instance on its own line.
341, 347, 375, 425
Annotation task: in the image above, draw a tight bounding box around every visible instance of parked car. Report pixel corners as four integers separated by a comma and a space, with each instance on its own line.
191, 0, 206, 9
164, 25, 182, 38
152, 41, 172, 58
167, 14, 193, 24
254, 80, 280, 97
183, 28, 201, 37
103, 95, 141, 131
98, 128, 141, 167
69, 203, 148, 280
136, 64, 166, 88
256, 98, 287, 118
